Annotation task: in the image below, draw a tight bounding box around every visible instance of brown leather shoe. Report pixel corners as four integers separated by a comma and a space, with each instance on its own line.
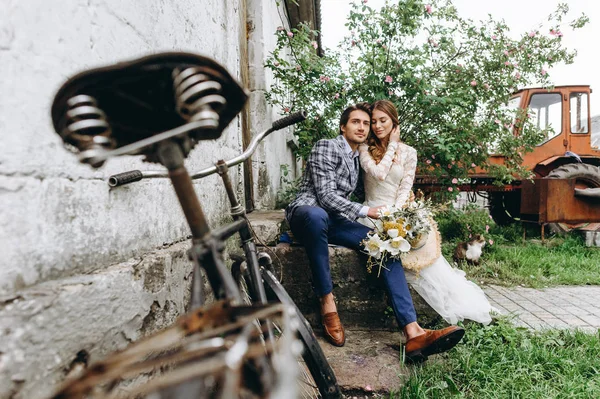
322, 312, 345, 347
405, 326, 465, 363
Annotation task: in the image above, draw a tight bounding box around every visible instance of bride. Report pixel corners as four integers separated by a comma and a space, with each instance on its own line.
358, 100, 494, 325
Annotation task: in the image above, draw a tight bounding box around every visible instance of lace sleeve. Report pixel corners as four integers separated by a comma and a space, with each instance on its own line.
358, 141, 399, 181
394, 146, 418, 208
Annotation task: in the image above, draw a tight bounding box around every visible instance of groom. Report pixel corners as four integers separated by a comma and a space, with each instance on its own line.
285, 103, 464, 362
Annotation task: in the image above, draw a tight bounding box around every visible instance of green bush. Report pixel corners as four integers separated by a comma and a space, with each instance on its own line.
436, 205, 495, 243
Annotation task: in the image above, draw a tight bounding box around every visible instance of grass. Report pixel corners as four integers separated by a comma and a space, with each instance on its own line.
441, 234, 600, 288
393, 319, 600, 398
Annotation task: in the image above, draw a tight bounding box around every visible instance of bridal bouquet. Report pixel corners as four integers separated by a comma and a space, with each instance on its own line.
361, 197, 438, 276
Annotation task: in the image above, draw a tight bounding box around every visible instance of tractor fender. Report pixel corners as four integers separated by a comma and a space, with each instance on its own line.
534, 155, 600, 177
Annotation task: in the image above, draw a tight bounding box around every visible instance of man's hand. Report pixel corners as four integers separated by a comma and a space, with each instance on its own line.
390, 126, 400, 143
367, 206, 386, 219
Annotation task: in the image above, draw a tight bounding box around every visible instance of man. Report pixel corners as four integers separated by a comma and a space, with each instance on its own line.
285, 103, 464, 362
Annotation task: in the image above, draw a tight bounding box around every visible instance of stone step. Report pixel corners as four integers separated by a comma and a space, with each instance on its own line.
247, 211, 439, 330
247, 211, 443, 395
317, 330, 408, 395
262, 245, 439, 331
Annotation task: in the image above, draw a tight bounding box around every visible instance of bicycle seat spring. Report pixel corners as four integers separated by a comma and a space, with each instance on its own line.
63, 95, 113, 166
173, 67, 226, 133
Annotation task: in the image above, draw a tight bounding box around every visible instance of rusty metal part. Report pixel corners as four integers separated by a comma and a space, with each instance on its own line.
520, 178, 600, 223
51, 302, 288, 399
168, 167, 210, 239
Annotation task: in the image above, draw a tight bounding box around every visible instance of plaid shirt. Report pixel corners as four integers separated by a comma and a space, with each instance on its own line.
286, 135, 365, 222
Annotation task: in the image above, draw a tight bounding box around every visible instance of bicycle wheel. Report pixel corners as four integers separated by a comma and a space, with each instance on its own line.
50, 301, 301, 399
261, 269, 341, 398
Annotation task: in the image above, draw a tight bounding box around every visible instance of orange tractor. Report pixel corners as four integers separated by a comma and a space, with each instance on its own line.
414, 85, 600, 232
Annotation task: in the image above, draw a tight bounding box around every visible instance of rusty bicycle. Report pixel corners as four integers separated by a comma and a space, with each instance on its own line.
50, 52, 340, 398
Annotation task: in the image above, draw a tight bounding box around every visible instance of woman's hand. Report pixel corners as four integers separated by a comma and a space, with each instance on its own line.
390, 126, 400, 143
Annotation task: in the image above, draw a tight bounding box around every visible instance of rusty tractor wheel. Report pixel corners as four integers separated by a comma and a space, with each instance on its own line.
488, 191, 521, 226
545, 163, 600, 233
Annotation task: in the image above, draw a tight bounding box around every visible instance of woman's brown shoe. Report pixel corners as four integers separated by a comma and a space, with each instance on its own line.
322, 312, 346, 347
405, 325, 465, 363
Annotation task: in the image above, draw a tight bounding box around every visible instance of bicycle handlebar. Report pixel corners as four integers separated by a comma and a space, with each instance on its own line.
108, 110, 307, 187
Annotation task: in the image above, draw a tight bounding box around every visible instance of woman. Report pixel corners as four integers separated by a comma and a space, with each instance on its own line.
358, 100, 494, 325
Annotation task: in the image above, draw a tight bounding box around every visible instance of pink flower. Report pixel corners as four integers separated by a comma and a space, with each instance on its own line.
483, 83, 490, 90
452, 160, 456, 165
376, 39, 382, 44
319, 75, 330, 82
365, 385, 372, 391
448, 187, 454, 192
334, 93, 340, 99
426, 159, 432, 164
514, 72, 521, 79
494, 119, 501, 124
382, 44, 388, 50
351, 40, 357, 47
311, 41, 318, 49
469, 234, 472, 238
471, 163, 476, 167
491, 35, 498, 40
470, 80, 477, 87
452, 178, 458, 184
273, 61, 280, 67
489, 239, 494, 245
385, 75, 393, 83
362, 0, 368, 4
504, 50, 510, 56
528, 31, 536, 37
550, 29, 563, 37
431, 155, 435, 159
388, 90, 393, 95
504, 61, 511, 66
425, 4, 433, 14
486, 225, 490, 232
283, 107, 290, 113
287, 31, 294, 38
296, 65, 302, 71
541, 68, 547, 76
447, 164, 452, 169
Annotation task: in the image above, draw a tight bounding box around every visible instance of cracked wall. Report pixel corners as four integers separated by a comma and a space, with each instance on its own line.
0, 0, 296, 397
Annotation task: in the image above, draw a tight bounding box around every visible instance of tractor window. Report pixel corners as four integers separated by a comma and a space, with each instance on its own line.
527, 93, 562, 143
570, 92, 589, 134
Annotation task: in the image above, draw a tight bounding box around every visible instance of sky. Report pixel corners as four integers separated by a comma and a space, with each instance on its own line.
320, 0, 600, 116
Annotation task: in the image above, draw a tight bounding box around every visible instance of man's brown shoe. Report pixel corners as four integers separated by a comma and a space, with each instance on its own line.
405, 325, 465, 363
322, 312, 345, 347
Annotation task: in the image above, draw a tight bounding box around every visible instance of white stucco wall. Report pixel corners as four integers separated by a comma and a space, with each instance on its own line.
0, 1, 296, 397
248, 0, 302, 209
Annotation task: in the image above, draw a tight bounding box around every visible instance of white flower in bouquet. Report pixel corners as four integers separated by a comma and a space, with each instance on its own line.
361, 194, 442, 276
364, 233, 385, 259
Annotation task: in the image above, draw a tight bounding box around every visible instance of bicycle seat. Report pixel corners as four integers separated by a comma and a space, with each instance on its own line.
51, 52, 248, 166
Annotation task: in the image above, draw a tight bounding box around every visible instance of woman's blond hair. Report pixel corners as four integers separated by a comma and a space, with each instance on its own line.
368, 100, 399, 163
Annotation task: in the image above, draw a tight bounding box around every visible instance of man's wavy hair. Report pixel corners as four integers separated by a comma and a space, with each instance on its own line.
338, 102, 372, 135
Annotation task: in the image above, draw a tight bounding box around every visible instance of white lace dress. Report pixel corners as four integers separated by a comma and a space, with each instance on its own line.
358, 141, 494, 325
